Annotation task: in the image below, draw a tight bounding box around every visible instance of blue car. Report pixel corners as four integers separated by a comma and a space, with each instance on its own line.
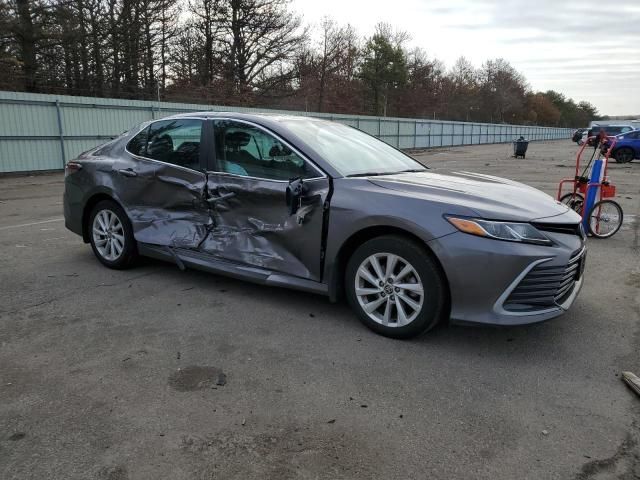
608, 129, 640, 163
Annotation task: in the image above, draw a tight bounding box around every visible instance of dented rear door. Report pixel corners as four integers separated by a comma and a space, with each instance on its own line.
114, 118, 211, 249
199, 119, 330, 281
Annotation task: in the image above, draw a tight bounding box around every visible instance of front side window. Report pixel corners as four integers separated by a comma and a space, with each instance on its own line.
138, 119, 203, 170
213, 120, 315, 180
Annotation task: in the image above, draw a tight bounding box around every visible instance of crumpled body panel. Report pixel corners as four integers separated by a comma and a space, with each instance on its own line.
102, 152, 329, 281
198, 174, 329, 280
108, 158, 211, 248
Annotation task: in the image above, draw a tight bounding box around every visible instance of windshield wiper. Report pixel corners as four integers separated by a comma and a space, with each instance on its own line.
345, 172, 392, 178
346, 168, 427, 178
394, 168, 428, 173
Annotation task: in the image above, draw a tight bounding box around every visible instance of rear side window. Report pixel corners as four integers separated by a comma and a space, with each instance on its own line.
127, 119, 203, 170
146, 119, 203, 170
127, 126, 149, 156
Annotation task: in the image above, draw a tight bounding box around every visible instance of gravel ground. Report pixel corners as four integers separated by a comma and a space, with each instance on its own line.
0, 139, 638, 480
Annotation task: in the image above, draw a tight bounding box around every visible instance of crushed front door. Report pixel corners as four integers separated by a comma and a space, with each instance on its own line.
197, 120, 330, 281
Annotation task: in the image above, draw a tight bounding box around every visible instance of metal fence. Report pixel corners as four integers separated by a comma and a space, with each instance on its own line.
0, 90, 572, 173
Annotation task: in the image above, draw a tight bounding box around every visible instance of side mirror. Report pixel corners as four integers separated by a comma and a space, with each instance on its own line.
286, 178, 306, 215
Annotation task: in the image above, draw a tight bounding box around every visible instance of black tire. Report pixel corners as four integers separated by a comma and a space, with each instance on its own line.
614, 148, 634, 164
559, 192, 584, 214
587, 200, 623, 239
345, 235, 446, 339
88, 199, 138, 269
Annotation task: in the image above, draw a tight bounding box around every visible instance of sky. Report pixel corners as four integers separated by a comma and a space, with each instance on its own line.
291, 0, 640, 117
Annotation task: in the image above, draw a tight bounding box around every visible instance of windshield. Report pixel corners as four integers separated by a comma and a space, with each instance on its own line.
280, 118, 427, 177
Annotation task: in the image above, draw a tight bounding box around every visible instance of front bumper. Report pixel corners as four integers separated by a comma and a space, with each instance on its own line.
428, 230, 585, 326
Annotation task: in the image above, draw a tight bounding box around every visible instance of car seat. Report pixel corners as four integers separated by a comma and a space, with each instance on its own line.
224, 131, 254, 175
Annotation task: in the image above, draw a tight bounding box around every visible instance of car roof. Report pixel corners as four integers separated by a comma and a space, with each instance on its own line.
165, 111, 331, 125
591, 124, 633, 128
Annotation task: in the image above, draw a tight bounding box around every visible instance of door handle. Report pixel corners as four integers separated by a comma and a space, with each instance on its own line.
117, 168, 137, 177
207, 192, 236, 205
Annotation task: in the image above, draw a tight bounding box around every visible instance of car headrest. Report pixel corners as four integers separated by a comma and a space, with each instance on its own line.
148, 134, 173, 155
225, 131, 251, 148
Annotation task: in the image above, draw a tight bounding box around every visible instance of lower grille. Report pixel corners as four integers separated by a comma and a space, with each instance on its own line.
504, 249, 585, 311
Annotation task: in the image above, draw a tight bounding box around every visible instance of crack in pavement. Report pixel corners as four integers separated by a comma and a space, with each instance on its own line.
0, 269, 160, 315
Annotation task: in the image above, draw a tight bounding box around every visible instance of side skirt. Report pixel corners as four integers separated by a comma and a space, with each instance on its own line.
138, 242, 329, 296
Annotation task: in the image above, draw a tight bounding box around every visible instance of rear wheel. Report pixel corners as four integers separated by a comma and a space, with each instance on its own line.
559, 192, 584, 214
587, 200, 623, 239
615, 148, 634, 163
345, 235, 446, 339
89, 200, 138, 269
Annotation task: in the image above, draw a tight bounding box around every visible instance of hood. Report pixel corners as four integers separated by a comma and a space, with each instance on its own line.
369, 171, 573, 222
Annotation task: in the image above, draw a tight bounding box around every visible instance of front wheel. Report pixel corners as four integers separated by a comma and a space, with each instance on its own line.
345, 235, 446, 339
615, 148, 634, 164
89, 200, 138, 269
587, 200, 623, 239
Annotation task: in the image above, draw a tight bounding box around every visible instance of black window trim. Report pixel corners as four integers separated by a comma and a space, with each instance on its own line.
124, 117, 207, 174
210, 117, 327, 183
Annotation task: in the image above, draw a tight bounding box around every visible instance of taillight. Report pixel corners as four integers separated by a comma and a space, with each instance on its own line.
65, 161, 83, 177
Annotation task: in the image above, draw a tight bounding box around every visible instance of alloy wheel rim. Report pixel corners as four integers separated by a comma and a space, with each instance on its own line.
355, 253, 424, 327
92, 209, 125, 261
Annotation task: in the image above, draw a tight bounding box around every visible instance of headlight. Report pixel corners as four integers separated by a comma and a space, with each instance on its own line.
445, 216, 552, 245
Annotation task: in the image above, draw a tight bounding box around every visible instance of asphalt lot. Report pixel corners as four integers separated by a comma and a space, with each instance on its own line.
1, 140, 639, 480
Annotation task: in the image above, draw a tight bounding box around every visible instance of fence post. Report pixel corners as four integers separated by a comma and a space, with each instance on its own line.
55, 100, 66, 168
414, 121, 417, 149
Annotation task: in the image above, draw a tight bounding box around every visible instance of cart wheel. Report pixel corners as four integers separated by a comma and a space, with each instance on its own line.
587, 200, 623, 239
559, 192, 584, 214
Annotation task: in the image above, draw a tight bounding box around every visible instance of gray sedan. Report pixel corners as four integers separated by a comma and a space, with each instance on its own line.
63, 113, 586, 338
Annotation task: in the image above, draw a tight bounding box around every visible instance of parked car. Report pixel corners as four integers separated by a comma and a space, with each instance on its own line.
603, 129, 640, 163
584, 124, 634, 146
64, 113, 586, 339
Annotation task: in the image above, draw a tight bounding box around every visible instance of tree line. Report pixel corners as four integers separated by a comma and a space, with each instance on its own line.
0, 0, 599, 127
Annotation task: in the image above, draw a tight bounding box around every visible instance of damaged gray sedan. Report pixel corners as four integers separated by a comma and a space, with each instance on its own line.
64, 113, 586, 338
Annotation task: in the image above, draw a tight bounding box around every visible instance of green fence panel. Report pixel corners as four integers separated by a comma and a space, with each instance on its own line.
0, 91, 573, 173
